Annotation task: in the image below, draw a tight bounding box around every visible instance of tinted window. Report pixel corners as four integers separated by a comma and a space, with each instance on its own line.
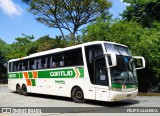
9, 62, 13, 72
8, 48, 83, 72
95, 57, 108, 86
64, 48, 83, 66
85, 44, 103, 84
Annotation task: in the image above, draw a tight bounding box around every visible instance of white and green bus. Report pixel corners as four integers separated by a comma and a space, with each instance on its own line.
8, 41, 145, 102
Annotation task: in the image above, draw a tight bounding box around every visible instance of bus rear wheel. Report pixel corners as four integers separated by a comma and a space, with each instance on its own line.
71, 87, 86, 103
16, 84, 20, 93
22, 85, 28, 96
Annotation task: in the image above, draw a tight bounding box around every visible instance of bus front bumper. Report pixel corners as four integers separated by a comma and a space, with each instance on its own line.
108, 89, 138, 102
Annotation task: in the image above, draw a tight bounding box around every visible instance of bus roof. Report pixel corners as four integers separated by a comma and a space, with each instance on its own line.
8, 41, 127, 62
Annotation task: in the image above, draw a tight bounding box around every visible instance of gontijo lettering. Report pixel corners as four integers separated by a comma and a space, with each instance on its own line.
50, 70, 73, 77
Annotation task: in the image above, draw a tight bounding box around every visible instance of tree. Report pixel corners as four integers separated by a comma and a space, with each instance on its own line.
7, 34, 34, 59
22, 0, 111, 41
0, 52, 7, 84
82, 19, 143, 52
35, 35, 59, 52
26, 35, 68, 55
0, 39, 8, 84
122, 0, 160, 27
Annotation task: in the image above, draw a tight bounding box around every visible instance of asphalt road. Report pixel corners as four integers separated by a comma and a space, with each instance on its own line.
0, 85, 160, 116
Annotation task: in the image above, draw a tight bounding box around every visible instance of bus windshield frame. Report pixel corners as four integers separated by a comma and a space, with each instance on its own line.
104, 43, 138, 86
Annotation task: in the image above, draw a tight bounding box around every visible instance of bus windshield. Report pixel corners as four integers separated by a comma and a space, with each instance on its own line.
104, 43, 137, 85
110, 55, 137, 84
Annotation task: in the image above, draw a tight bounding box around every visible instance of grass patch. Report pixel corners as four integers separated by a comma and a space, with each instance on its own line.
138, 93, 160, 96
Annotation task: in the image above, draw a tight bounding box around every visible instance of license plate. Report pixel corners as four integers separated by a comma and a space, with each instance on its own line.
127, 94, 131, 97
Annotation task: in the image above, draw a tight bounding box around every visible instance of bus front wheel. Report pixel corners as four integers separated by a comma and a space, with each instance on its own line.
71, 87, 86, 103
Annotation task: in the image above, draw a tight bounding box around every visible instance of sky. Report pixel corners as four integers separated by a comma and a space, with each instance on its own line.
0, 0, 128, 44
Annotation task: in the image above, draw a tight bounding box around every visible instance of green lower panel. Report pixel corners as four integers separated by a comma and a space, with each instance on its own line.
112, 83, 137, 89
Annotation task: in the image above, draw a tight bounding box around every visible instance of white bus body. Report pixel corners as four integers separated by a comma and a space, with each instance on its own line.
8, 41, 145, 102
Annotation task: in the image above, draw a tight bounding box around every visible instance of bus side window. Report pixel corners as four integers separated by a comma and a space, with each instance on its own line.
64, 48, 83, 67
18, 62, 21, 71
43, 57, 48, 68
22, 60, 27, 71
37, 58, 42, 69
50, 56, 53, 68
27, 61, 30, 70
89, 50, 92, 63
60, 60, 64, 67
33, 59, 37, 69
45, 56, 50, 68
14, 63, 18, 72
9, 62, 13, 72
21, 62, 25, 71
29, 59, 35, 70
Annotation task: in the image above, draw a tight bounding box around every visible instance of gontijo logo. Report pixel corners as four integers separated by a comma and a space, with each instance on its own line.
49, 68, 81, 78
50, 70, 73, 77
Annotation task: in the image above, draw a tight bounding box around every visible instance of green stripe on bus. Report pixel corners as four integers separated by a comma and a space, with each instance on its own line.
112, 83, 137, 89
78, 67, 84, 78
8, 67, 84, 79
31, 79, 36, 86
8, 73, 19, 79
28, 72, 33, 78
38, 68, 76, 78
19, 73, 23, 79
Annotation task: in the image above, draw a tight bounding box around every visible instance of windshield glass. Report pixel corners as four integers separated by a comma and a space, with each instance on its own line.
110, 55, 137, 84
104, 43, 131, 56
104, 43, 137, 84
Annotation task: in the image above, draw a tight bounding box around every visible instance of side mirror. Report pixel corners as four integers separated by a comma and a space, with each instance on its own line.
106, 53, 117, 67
133, 56, 145, 70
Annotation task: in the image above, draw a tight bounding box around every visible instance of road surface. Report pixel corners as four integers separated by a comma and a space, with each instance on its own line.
0, 85, 160, 116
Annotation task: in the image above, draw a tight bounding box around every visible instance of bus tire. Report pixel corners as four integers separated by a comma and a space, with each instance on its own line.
16, 84, 20, 93
18, 87, 23, 95
71, 87, 86, 103
22, 85, 28, 96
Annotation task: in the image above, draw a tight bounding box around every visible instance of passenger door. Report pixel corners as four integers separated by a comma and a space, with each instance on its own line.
85, 44, 109, 101
94, 56, 109, 101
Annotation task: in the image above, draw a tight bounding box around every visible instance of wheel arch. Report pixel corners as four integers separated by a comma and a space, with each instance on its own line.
70, 85, 83, 97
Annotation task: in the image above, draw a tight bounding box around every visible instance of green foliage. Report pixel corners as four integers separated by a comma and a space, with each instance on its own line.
25, 35, 68, 55
0, 39, 8, 83
6, 34, 68, 59
34, 35, 67, 52
135, 23, 160, 78
6, 34, 34, 59
82, 18, 112, 42
122, 0, 160, 27
0, 61, 7, 83
0, 39, 11, 61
